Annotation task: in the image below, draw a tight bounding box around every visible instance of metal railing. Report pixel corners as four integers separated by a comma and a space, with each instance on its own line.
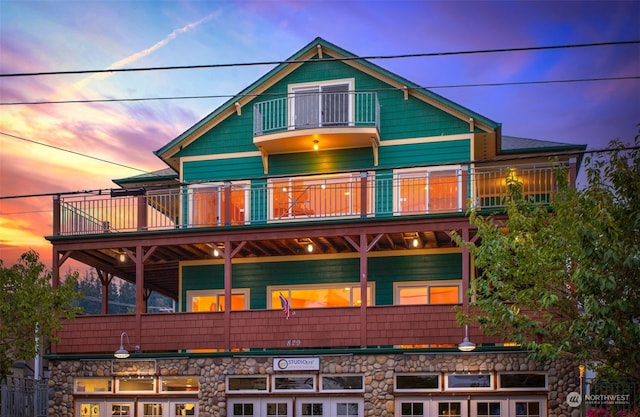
0, 377, 48, 417
55, 163, 565, 236
253, 91, 379, 136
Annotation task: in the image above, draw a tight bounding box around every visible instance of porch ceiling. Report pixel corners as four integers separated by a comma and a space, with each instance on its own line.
50, 216, 476, 300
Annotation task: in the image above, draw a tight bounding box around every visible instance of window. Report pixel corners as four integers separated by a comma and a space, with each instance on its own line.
116, 377, 155, 393
290, 80, 353, 129
267, 402, 289, 416
189, 182, 248, 227
232, 403, 255, 416
437, 402, 462, 417
226, 376, 268, 393
78, 403, 101, 417
476, 401, 502, 416
270, 173, 371, 220
141, 403, 163, 417
75, 378, 112, 393
445, 373, 493, 391
175, 402, 196, 416
111, 403, 133, 416
400, 402, 424, 417
336, 402, 360, 417
395, 374, 440, 391
320, 375, 364, 392
187, 289, 249, 312
272, 375, 316, 392
395, 167, 462, 214
301, 402, 324, 416
498, 373, 547, 390
160, 377, 199, 392
270, 284, 372, 310
396, 281, 462, 305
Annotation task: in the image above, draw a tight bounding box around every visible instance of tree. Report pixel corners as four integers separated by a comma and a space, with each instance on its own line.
0, 250, 80, 381
454, 133, 640, 380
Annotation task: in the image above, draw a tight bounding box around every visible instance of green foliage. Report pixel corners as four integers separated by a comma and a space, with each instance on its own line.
0, 250, 80, 381
453, 132, 640, 380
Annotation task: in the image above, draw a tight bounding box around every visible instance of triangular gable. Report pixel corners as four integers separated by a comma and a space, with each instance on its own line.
155, 37, 501, 171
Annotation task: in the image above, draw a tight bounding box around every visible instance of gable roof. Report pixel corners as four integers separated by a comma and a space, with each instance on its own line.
154, 37, 501, 170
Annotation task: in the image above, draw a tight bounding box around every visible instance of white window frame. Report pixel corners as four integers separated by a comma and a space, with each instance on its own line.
228, 398, 293, 417
470, 397, 508, 417
319, 374, 364, 393
393, 166, 463, 215
187, 181, 250, 227
271, 374, 317, 393
508, 396, 547, 417
186, 288, 250, 312
444, 373, 493, 391
394, 280, 463, 305
76, 401, 103, 417
268, 283, 374, 309
288, 78, 355, 129
225, 375, 269, 394
394, 373, 441, 392
497, 372, 548, 391
108, 401, 136, 416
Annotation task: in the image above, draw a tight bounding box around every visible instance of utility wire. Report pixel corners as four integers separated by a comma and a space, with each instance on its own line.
1, 40, 638, 78
0, 131, 156, 174
1, 75, 638, 106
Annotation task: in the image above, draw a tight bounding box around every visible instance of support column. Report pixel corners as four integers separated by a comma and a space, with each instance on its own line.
222, 240, 246, 351
462, 226, 470, 309
96, 270, 114, 315
359, 232, 368, 347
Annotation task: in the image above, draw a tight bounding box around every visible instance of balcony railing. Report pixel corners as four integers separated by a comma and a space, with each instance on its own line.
253, 91, 379, 136
54, 163, 567, 236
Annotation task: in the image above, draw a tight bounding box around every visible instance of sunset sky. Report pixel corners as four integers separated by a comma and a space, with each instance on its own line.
1, 0, 639, 269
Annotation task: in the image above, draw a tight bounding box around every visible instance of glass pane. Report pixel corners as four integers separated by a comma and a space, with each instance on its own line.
302, 403, 324, 416
274, 376, 314, 390
321, 84, 349, 126
233, 403, 254, 416
477, 402, 501, 416
75, 378, 112, 393
401, 402, 424, 417
79, 403, 100, 417
398, 287, 428, 305
161, 377, 198, 392
118, 378, 154, 392
111, 404, 132, 416
429, 286, 459, 304
398, 174, 427, 213
142, 403, 163, 417
447, 374, 491, 388
429, 170, 458, 212
294, 88, 320, 128
396, 374, 439, 390
192, 295, 219, 312
438, 402, 461, 417
228, 184, 246, 225
175, 403, 196, 416
228, 377, 267, 391
500, 373, 546, 388
337, 402, 359, 417
267, 402, 288, 416
516, 402, 540, 417
322, 375, 363, 390
192, 187, 220, 226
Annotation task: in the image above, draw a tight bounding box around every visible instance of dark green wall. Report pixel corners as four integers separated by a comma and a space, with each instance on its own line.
181, 252, 462, 310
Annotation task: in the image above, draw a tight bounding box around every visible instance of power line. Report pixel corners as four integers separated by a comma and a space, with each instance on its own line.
1, 40, 638, 78
1, 75, 637, 106
0, 131, 155, 174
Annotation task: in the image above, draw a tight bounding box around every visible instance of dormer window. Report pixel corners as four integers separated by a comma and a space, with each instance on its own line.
289, 79, 354, 129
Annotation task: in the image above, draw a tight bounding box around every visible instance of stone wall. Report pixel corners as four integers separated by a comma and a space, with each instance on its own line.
47, 352, 580, 417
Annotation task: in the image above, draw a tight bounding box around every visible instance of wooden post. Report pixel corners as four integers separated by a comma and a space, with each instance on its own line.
360, 172, 368, 218
137, 194, 148, 231
53, 194, 61, 236
359, 232, 368, 347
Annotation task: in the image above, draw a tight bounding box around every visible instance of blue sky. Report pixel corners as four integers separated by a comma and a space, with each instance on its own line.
0, 0, 639, 265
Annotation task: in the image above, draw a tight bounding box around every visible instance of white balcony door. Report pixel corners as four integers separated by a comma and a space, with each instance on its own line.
293, 87, 320, 128
292, 83, 350, 129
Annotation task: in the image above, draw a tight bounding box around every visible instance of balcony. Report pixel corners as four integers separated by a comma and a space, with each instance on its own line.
53, 163, 566, 237
253, 91, 380, 159
51, 304, 497, 355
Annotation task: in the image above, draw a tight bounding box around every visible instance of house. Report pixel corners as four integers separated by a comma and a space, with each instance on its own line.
45, 37, 586, 417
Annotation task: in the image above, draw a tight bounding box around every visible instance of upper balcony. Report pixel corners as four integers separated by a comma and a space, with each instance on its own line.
52, 163, 569, 237
253, 90, 380, 158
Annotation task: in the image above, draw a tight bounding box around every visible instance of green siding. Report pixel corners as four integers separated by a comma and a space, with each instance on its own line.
378, 139, 471, 168
177, 111, 256, 157
181, 253, 461, 310
183, 156, 264, 182
268, 148, 374, 176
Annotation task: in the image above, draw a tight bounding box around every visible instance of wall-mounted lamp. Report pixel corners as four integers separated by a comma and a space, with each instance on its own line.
313, 140, 319, 151
307, 243, 313, 253
213, 248, 219, 257
458, 324, 476, 352
412, 238, 419, 248
118, 252, 127, 263
114, 331, 140, 359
